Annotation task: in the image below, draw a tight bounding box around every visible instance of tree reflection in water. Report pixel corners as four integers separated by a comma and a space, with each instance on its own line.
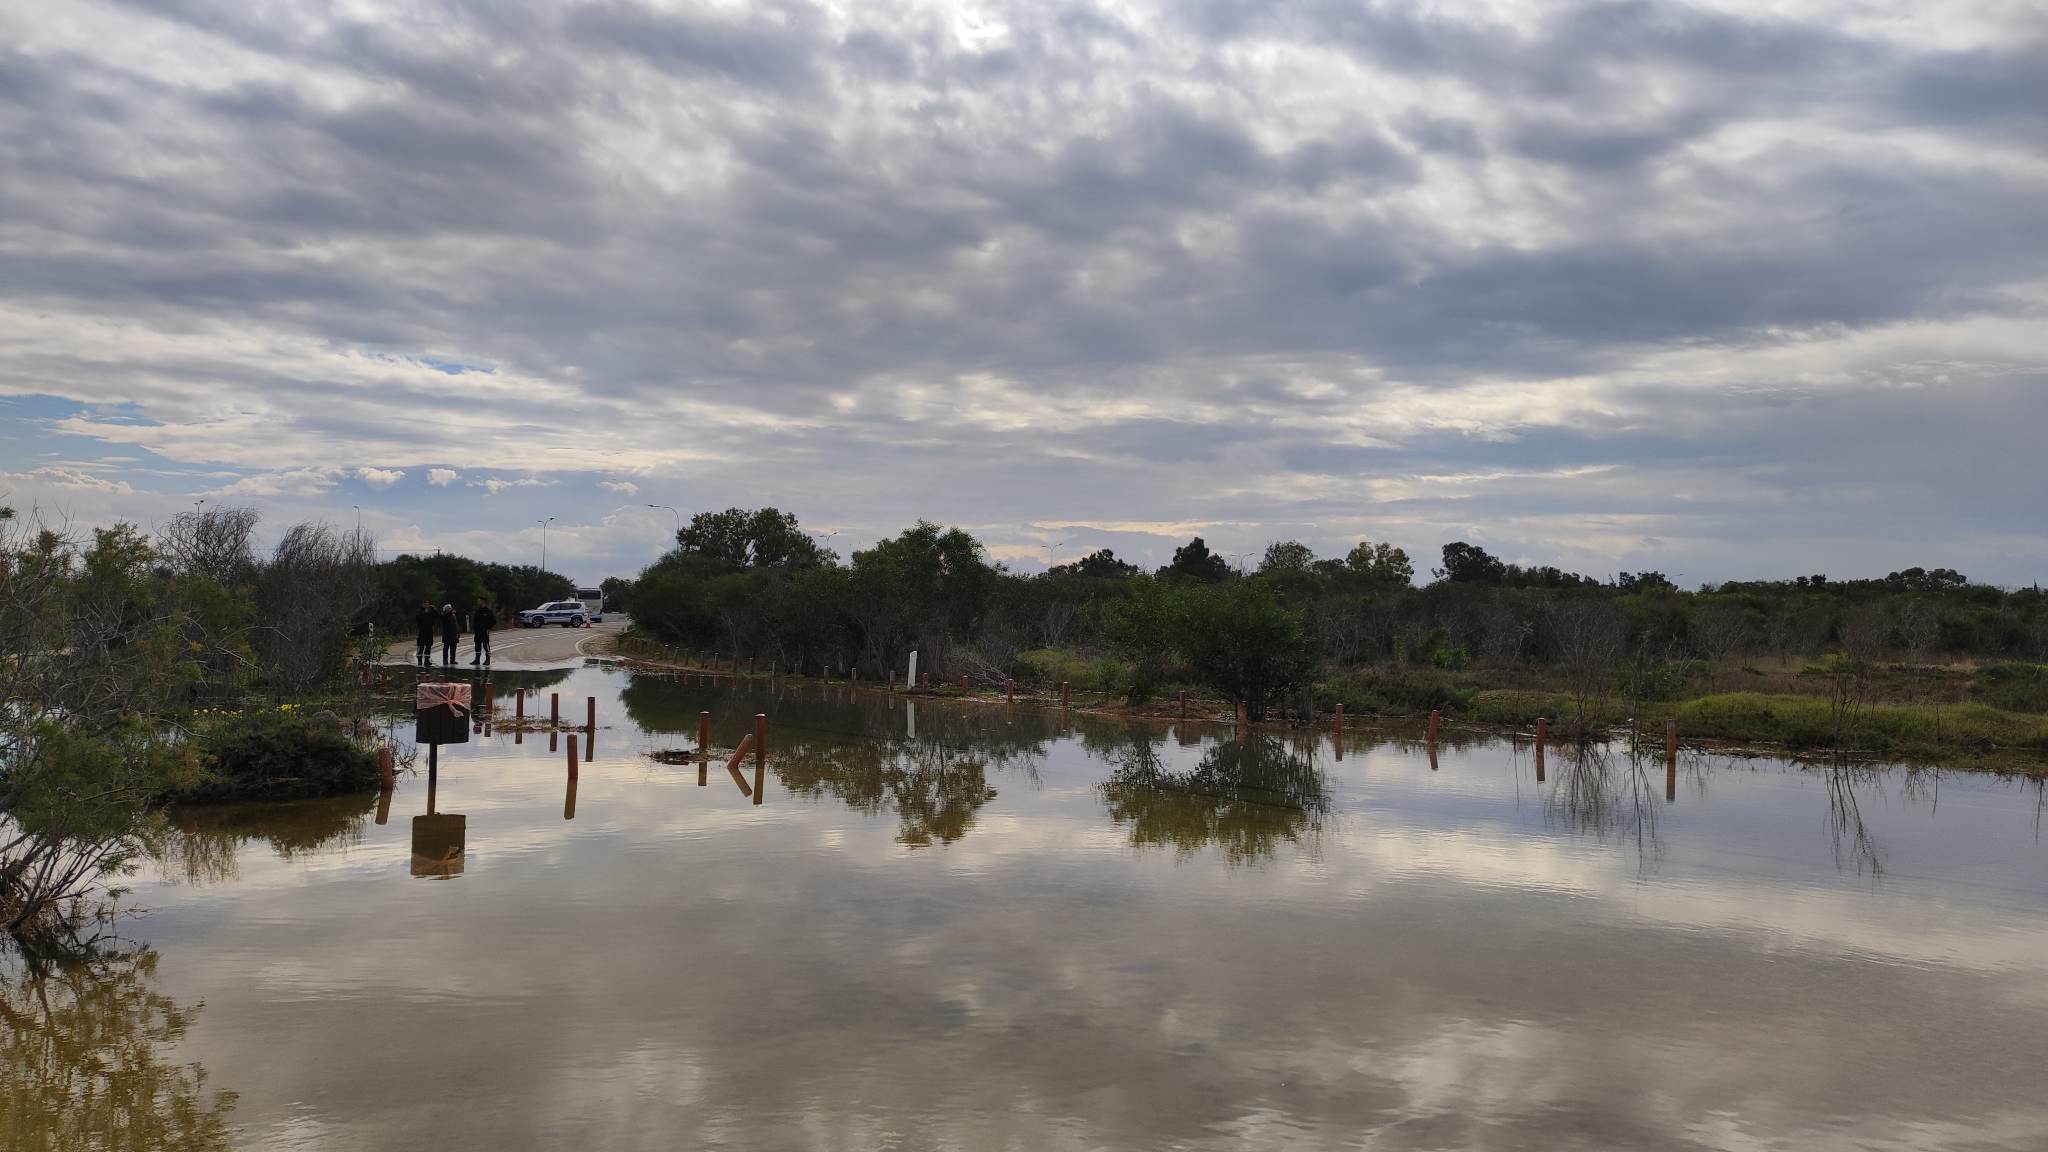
1547, 742, 1665, 869
0, 937, 235, 1150
1097, 731, 1329, 864
149, 794, 377, 885
774, 720, 1044, 848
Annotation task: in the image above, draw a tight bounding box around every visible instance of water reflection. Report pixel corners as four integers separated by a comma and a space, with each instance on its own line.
1545, 742, 1664, 867
776, 740, 1003, 847
0, 938, 235, 1150
1098, 731, 1329, 863
151, 795, 376, 885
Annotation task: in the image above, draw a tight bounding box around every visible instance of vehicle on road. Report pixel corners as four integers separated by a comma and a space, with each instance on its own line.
575, 587, 605, 623
520, 600, 589, 628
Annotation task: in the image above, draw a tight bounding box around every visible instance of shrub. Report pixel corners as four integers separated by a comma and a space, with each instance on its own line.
185, 707, 381, 801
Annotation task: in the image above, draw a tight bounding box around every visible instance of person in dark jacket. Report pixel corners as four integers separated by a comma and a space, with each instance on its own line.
414, 601, 437, 667
470, 599, 497, 666
439, 603, 460, 666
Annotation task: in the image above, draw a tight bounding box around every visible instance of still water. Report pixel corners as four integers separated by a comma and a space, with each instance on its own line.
17, 665, 2048, 1150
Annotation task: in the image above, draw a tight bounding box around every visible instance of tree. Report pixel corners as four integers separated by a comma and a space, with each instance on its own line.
1050, 549, 1140, 580
1160, 536, 1230, 584
675, 507, 831, 572
1102, 577, 1182, 705
1435, 541, 1507, 584
1176, 580, 1317, 720
1258, 541, 1315, 574
1344, 541, 1414, 585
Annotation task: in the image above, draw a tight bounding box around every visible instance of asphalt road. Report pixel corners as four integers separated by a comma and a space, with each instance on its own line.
381, 617, 626, 669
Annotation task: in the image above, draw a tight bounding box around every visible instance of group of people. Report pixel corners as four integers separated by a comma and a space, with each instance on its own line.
415, 600, 497, 667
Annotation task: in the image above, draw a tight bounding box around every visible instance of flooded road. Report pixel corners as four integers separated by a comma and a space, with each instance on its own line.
22, 665, 2048, 1150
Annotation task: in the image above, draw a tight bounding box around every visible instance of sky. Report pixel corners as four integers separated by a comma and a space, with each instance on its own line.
1, 0, 2044, 588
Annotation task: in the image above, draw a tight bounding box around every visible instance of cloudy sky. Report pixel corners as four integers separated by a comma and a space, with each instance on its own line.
2, 0, 2043, 586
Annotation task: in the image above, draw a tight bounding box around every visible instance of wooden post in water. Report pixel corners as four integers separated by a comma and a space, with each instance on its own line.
566, 733, 578, 779
1665, 717, 1678, 802
375, 788, 391, 825
1427, 709, 1441, 746
1535, 716, 1548, 753
753, 713, 766, 806
586, 696, 596, 732
1060, 681, 1070, 708
1006, 679, 1014, 703
516, 688, 525, 723
550, 692, 559, 727
1335, 703, 1344, 730
961, 673, 968, 692
378, 745, 395, 791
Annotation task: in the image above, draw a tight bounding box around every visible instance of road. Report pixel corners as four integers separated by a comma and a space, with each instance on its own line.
381, 618, 626, 669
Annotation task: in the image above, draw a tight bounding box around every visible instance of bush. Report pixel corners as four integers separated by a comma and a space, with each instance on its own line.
1972, 663, 2048, 714
185, 707, 381, 801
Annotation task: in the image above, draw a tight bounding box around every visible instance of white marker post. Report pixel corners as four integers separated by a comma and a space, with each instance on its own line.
906, 650, 919, 692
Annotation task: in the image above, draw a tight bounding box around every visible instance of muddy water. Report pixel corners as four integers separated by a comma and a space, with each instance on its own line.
21, 665, 2048, 1150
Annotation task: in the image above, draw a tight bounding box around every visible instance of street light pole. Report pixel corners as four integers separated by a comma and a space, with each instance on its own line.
538, 517, 555, 572
646, 504, 681, 541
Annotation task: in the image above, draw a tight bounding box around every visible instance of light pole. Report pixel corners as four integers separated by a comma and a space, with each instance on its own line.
646, 504, 681, 541
352, 505, 361, 533
538, 517, 555, 572
1043, 539, 1066, 571
192, 498, 205, 517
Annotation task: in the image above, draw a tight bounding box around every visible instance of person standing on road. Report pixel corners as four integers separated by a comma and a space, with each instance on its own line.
414, 600, 437, 667
471, 599, 497, 666
439, 603, 460, 666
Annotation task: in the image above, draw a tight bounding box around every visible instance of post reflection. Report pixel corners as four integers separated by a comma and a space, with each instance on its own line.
410, 814, 466, 878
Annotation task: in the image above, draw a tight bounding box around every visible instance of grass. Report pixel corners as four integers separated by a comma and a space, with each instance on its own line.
1464, 688, 2048, 764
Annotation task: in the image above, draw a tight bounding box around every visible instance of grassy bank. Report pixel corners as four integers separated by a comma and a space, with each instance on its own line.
1464, 689, 2048, 765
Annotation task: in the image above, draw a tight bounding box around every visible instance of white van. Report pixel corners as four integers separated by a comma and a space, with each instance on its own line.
575, 587, 605, 623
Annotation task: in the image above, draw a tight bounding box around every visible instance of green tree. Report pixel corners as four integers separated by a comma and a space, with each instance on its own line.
1344, 540, 1414, 585
1160, 536, 1230, 584
1177, 580, 1318, 720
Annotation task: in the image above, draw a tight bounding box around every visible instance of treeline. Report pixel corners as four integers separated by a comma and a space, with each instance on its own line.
619, 507, 2048, 717
372, 554, 573, 634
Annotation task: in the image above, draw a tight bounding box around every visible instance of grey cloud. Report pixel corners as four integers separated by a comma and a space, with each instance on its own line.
0, 0, 2044, 582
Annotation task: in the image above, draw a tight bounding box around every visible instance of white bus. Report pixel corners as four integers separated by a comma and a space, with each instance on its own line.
574, 587, 606, 622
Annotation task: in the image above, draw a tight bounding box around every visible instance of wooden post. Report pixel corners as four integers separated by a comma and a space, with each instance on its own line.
375, 788, 391, 826
960, 673, 968, 692
753, 713, 766, 806
1665, 717, 1678, 763
1335, 703, 1343, 729
698, 711, 710, 754
516, 688, 526, 722
378, 745, 395, 791
1427, 709, 1441, 745
1534, 716, 1548, 753
550, 692, 559, 726
1006, 679, 1014, 703
566, 733, 578, 778
1060, 681, 1070, 708
586, 695, 596, 732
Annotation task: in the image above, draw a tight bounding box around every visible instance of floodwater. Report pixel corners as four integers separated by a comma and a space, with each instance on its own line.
14, 665, 2048, 1151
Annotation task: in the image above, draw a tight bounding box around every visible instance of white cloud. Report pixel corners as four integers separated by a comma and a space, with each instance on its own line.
356, 467, 405, 487
208, 468, 337, 499
600, 480, 640, 495
1, 466, 136, 495
427, 468, 459, 487
471, 477, 551, 496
